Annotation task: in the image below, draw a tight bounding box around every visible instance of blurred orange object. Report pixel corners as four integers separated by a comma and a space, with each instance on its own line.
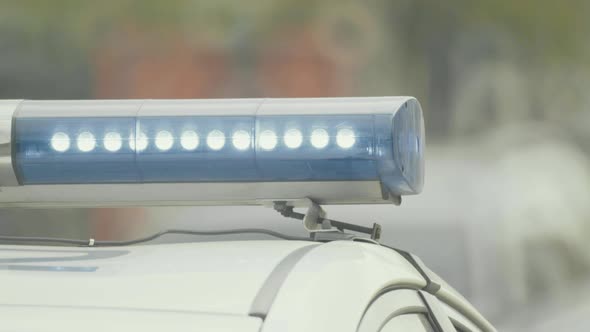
93, 27, 230, 99
256, 28, 353, 97
90, 208, 147, 241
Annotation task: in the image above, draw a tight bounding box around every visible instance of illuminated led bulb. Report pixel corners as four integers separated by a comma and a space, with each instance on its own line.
130, 132, 148, 151
336, 128, 355, 149
180, 130, 199, 151
103, 132, 122, 152
50, 132, 70, 152
259, 130, 278, 150
155, 130, 174, 151
207, 130, 225, 150
310, 129, 329, 149
232, 130, 251, 150
283, 129, 303, 149
137, 133, 148, 151
129, 134, 135, 150
77, 131, 96, 152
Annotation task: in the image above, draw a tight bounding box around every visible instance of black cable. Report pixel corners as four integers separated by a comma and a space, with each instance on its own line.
0, 236, 90, 246
0, 228, 311, 247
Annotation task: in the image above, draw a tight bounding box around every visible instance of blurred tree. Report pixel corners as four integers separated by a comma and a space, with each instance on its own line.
385, 0, 590, 135
2, 0, 589, 130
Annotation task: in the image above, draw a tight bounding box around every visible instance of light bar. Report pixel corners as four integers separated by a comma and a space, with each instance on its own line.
0, 97, 424, 207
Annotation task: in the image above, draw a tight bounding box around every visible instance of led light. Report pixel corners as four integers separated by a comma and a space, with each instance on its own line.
155, 130, 174, 151
207, 130, 225, 150
310, 128, 329, 149
130, 132, 148, 151
103, 132, 122, 152
259, 130, 278, 150
232, 130, 251, 150
336, 128, 355, 149
50, 132, 70, 152
284, 128, 303, 149
180, 130, 199, 151
77, 131, 96, 152
137, 132, 148, 151
129, 134, 135, 150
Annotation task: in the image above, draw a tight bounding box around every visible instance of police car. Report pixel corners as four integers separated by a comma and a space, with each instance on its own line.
0, 98, 495, 331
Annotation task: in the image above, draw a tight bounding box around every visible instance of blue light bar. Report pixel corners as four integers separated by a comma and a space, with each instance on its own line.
10, 97, 424, 196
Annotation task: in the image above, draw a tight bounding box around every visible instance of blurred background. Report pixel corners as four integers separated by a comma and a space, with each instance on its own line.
1, 0, 590, 330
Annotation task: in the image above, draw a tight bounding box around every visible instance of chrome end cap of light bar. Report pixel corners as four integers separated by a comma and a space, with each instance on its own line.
0, 100, 22, 187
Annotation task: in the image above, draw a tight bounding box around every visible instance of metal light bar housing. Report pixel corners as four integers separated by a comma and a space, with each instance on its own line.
0, 97, 424, 207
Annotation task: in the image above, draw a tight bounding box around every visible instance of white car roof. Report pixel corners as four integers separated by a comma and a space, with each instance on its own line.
0, 240, 493, 331
1, 241, 310, 314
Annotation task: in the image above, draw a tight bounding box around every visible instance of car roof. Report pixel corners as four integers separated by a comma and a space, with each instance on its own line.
0, 240, 493, 331
0, 240, 312, 315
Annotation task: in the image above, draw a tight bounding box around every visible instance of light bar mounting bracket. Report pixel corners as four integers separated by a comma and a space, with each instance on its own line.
269, 198, 382, 241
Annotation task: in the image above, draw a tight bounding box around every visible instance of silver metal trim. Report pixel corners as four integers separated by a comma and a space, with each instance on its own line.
0, 100, 22, 186
257, 96, 413, 116
13, 97, 415, 117
0, 180, 390, 207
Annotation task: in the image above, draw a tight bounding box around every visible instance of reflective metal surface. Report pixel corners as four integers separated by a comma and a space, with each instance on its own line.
0, 100, 22, 186
0, 180, 390, 207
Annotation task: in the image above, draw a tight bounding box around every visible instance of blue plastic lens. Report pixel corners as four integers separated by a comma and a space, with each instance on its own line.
13, 99, 424, 195
14, 117, 138, 184
136, 116, 257, 182
256, 115, 376, 181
